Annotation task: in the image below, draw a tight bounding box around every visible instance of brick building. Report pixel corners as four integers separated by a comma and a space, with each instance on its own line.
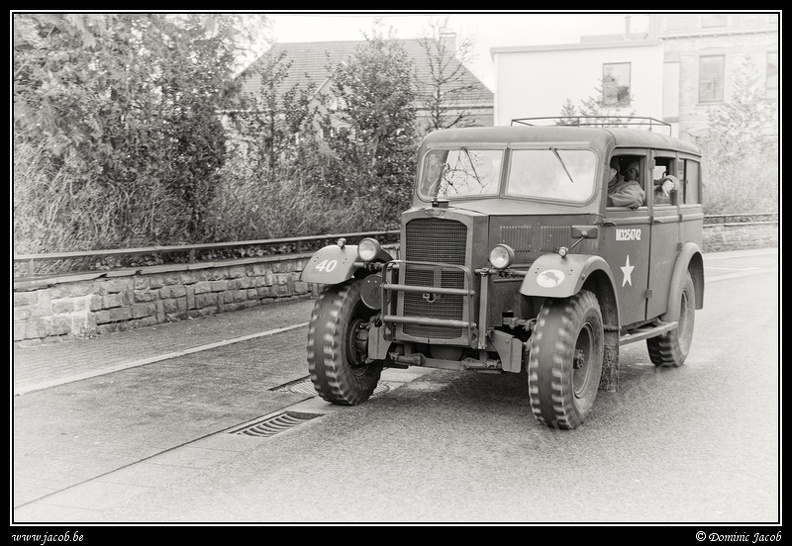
658, 13, 778, 141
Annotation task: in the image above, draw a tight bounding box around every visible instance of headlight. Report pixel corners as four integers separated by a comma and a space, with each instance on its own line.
489, 244, 515, 269
357, 238, 381, 262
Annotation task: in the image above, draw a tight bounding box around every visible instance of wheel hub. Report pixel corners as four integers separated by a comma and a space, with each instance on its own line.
347, 318, 370, 367
573, 323, 594, 396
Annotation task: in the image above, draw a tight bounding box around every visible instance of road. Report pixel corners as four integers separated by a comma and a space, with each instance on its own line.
11, 249, 779, 525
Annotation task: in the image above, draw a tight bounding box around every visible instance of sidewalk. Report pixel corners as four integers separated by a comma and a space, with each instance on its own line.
12, 296, 317, 395
13, 295, 324, 512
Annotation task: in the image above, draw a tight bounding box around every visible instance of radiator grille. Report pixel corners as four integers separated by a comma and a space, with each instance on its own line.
405, 218, 468, 264
403, 218, 467, 339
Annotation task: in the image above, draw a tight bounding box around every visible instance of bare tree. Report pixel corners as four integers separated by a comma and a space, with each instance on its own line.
692, 56, 778, 214
416, 17, 483, 133
557, 78, 636, 127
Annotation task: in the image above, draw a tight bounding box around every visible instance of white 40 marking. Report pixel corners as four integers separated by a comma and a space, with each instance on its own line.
315, 259, 338, 273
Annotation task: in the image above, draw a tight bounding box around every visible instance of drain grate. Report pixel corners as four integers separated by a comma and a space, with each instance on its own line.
271, 376, 392, 397
229, 411, 321, 438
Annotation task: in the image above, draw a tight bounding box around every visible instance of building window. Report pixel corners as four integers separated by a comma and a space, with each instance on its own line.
602, 63, 631, 107
663, 15, 688, 31
702, 14, 728, 28
699, 55, 724, 103
737, 14, 774, 27
767, 51, 778, 92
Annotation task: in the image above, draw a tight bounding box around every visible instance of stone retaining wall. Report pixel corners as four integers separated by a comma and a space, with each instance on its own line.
13, 224, 778, 345
13, 254, 320, 346
701, 223, 779, 252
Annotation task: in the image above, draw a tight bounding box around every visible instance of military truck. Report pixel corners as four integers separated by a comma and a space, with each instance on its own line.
300, 117, 704, 429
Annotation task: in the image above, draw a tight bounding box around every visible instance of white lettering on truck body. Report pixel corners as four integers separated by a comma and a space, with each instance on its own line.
616, 228, 642, 241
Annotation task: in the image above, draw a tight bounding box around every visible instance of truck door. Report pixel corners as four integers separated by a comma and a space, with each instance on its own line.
646, 152, 681, 320
601, 153, 651, 328
676, 155, 704, 251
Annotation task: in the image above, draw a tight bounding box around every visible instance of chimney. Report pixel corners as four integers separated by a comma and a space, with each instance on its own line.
624, 15, 632, 39
645, 14, 660, 39
440, 32, 456, 52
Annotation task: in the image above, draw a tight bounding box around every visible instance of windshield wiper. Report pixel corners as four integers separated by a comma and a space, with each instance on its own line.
460, 147, 482, 185
551, 147, 575, 184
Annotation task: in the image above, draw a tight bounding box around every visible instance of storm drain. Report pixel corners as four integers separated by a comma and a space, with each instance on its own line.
228, 411, 321, 438
270, 376, 392, 397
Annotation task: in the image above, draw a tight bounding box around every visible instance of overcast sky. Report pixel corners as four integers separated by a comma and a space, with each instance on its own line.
264, 12, 653, 90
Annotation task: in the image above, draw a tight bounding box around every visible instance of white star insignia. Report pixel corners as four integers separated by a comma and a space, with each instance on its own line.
620, 255, 635, 287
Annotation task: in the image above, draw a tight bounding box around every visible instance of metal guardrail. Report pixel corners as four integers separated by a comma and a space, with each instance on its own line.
700, 212, 779, 225
13, 213, 778, 279
13, 229, 400, 279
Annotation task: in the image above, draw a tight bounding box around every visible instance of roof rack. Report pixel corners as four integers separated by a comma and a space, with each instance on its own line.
511, 116, 672, 135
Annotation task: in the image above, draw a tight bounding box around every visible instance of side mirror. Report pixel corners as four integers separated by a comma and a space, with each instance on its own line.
558, 225, 598, 257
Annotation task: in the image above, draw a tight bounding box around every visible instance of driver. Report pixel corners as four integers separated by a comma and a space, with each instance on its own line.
607, 158, 645, 208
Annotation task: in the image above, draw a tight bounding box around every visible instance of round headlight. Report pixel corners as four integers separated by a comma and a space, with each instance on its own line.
489, 244, 515, 269
357, 238, 381, 262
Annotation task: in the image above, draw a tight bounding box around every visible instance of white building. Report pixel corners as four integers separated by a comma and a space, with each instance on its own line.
491, 13, 778, 141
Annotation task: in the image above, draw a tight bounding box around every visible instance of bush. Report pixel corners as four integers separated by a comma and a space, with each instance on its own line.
13, 13, 249, 253
205, 149, 403, 243
13, 139, 196, 255
700, 139, 779, 215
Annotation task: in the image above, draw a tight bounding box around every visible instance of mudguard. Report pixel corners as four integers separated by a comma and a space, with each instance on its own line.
520, 253, 616, 299
300, 244, 394, 285
664, 242, 704, 321
300, 244, 361, 284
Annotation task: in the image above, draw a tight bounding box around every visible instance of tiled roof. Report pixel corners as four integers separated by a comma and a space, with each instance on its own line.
239, 38, 493, 106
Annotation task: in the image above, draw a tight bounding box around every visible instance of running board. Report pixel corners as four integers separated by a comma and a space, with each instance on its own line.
619, 321, 678, 346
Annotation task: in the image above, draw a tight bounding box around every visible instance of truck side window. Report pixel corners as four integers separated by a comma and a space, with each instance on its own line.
682, 160, 701, 204
606, 155, 646, 209
653, 157, 675, 205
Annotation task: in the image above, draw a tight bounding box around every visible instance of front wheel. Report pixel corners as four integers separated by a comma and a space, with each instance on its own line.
527, 290, 605, 430
647, 271, 695, 367
307, 279, 384, 405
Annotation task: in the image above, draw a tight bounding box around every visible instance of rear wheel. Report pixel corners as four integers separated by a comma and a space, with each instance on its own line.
307, 279, 384, 405
527, 290, 604, 430
647, 271, 695, 367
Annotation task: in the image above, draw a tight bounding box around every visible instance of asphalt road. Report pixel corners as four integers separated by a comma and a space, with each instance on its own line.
11, 249, 779, 525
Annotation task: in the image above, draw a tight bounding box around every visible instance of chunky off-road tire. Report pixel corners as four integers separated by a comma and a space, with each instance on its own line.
307, 279, 384, 405
527, 290, 605, 430
647, 271, 695, 368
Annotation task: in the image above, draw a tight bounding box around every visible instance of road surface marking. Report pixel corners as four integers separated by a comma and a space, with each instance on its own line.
704, 266, 759, 271
705, 267, 776, 283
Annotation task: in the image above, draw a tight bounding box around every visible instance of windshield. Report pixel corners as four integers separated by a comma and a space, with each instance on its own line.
418, 147, 597, 203
506, 149, 597, 202
418, 149, 503, 200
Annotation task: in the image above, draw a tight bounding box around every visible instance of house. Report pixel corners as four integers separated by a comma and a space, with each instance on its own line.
237, 35, 495, 139
491, 13, 779, 142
